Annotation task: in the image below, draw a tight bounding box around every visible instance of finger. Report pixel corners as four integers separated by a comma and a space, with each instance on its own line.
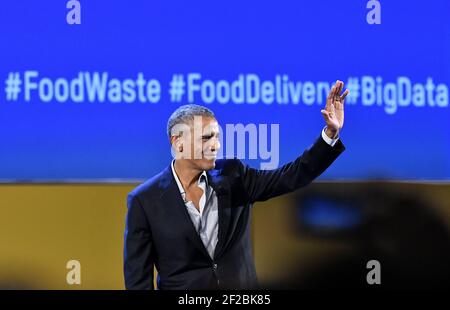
326, 85, 335, 109
340, 89, 349, 102
334, 81, 342, 107
336, 80, 343, 97
333, 81, 339, 98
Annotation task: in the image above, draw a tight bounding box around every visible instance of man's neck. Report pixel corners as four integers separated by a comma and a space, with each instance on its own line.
173, 159, 203, 189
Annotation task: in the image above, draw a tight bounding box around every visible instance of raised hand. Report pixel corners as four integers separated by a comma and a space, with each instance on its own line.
321, 80, 349, 138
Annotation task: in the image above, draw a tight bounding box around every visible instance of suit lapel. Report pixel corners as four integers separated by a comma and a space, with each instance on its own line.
159, 165, 211, 260
207, 169, 232, 261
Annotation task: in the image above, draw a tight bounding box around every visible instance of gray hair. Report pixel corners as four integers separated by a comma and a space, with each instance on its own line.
167, 104, 216, 138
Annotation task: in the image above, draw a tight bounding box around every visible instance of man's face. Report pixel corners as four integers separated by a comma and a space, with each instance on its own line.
173, 116, 221, 171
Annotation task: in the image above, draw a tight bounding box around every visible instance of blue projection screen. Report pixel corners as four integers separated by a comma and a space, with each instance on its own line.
0, 1, 449, 181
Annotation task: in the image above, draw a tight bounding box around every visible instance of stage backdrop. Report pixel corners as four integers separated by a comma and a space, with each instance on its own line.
1, 0, 449, 181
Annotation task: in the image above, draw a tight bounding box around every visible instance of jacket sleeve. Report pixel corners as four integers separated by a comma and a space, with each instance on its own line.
124, 193, 155, 290
237, 135, 345, 203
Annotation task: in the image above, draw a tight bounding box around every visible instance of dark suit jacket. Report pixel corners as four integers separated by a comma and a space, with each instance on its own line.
124, 135, 345, 289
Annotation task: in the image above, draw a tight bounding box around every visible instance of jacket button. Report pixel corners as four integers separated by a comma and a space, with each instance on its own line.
213, 263, 218, 270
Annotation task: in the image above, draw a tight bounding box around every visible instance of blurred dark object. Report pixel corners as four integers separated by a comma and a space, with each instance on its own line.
269, 182, 450, 289
297, 196, 364, 238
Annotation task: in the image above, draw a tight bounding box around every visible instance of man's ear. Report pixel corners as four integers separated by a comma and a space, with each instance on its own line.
170, 135, 177, 146
170, 135, 183, 152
